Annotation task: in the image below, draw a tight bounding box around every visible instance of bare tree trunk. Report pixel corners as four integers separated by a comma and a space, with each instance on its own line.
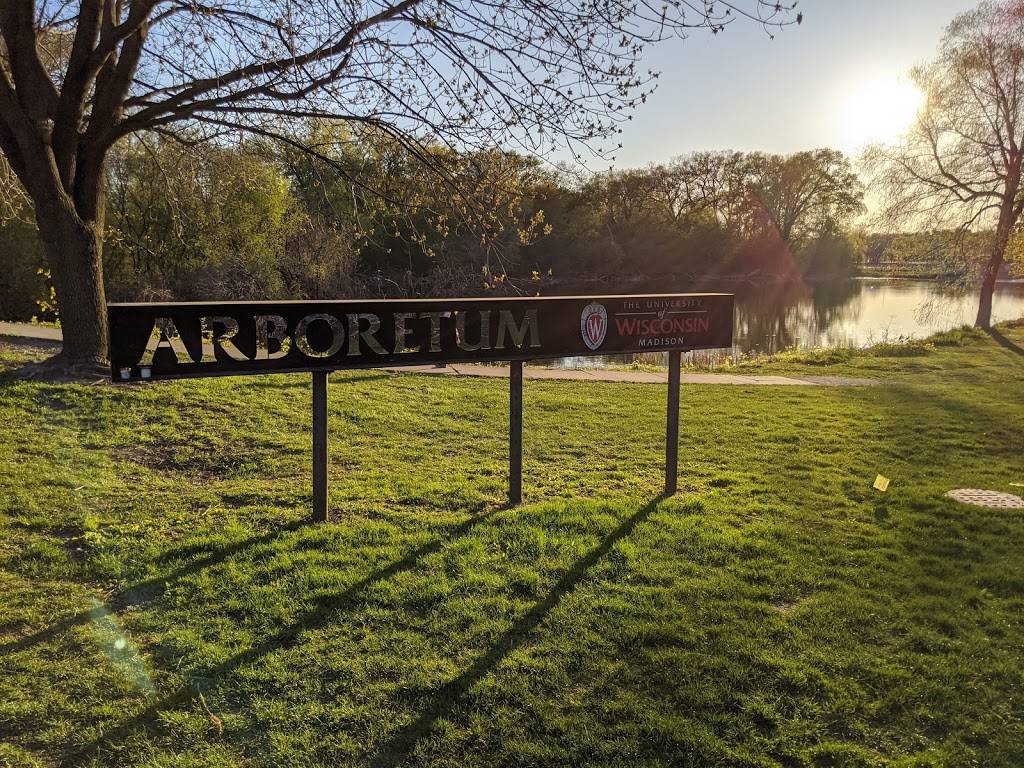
37, 203, 109, 369
976, 259, 999, 329
976, 206, 1014, 330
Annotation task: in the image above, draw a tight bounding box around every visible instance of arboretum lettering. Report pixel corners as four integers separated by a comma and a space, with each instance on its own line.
136, 310, 539, 365
108, 295, 733, 381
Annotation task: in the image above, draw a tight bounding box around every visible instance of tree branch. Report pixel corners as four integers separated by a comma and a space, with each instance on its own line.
0, 0, 59, 117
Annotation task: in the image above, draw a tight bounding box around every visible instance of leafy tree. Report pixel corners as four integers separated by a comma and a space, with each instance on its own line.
0, 156, 46, 318
0, 0, 797, 373
0, 214, 47, 320
104, 135, 298, 301
797, 223, 866, 278
743, 149, 863, 248
273, 122, 551, 296
526, 149, 864, 282
660, 151, 752, 235
867, 0, 1024, 328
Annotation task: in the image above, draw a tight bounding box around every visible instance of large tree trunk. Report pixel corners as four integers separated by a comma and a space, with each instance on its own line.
37, 202, 109, 370
975, 206, 1014, 330
975, 259, 999, 329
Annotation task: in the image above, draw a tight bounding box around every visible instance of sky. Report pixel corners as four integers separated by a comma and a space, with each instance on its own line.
598, 0, 980, 169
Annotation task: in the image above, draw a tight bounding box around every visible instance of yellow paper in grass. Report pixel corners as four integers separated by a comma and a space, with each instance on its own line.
873, 475, 890, 492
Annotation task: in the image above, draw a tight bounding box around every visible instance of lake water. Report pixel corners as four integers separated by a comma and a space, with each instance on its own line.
551, 278, 1024, 368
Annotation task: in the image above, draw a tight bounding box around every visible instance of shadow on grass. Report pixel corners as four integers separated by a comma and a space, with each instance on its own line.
248, 371, 396, 391
872, 381, 1024, 467
0, 519, 306, 656
63, 507, 503, 766
368, 494, 666, 768
985, 328, 1024, 358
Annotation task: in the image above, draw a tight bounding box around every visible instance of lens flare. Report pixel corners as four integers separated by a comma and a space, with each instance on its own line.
88, 598, 155, 694
837, 75, 924, 153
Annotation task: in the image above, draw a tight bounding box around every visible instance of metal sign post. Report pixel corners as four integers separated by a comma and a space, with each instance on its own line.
665, 350, 681, 496
107, 294, 733, 517
312, 370, 329, 522
509, 360, 523, 505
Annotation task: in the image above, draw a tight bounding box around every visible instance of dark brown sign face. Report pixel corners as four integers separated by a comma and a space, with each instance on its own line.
108, 294, 734, 381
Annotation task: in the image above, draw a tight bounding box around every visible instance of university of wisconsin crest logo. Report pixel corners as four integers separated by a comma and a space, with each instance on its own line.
580, 302, 608, 351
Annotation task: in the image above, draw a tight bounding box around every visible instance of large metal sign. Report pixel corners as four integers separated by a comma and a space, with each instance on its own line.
107, 293, 734, 518
108, 294, 734, 381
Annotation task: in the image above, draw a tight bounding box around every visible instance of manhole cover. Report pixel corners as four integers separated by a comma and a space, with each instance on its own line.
946, 489, 1024, 509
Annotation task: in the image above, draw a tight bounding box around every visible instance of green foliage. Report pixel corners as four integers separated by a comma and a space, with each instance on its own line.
744, 149, 864, 248
0, 155, 56, 322
862, 231, 986, 281
273, 123, 551, 297
524, 149, 865, 283
929, 325, 986, 347
751, 346, 855, 367
33, 267, 58, 322
868, 340, 932, 357
0, 199, 48, 321
0, 130, 869, 320
104, 137, 299, 301
797, 225, 865, 278
2, 325, 1024, 766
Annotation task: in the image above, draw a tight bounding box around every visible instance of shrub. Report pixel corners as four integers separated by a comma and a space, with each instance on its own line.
774, 347, 854, 366
931, 325, 985, 347
869, 340, 931, 357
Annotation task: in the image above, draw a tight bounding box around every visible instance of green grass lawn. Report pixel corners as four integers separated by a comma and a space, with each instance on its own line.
1, 326, 1023, 767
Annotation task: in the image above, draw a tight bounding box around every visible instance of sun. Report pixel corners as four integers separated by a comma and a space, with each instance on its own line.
836, 75, 924, 154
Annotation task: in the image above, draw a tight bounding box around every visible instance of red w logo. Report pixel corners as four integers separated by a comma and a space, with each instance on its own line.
580, 302, 608, 350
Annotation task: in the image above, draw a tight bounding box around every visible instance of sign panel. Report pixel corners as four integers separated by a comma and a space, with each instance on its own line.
108, 294, 734, 381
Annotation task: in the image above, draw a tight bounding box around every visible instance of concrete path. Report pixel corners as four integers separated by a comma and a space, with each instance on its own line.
0, 321, 877, 387
383, 364, 877, 387
0, 322, 62, 341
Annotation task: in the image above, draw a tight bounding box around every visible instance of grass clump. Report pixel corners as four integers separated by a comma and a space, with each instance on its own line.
744, 346, 854, 367
867, 339, 931, 357
930, 325, 987, 347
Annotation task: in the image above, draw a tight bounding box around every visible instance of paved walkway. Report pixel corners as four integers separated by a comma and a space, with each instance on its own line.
0, 322, 877, 387
0, 322, 62, 341
384, 364, 878, 387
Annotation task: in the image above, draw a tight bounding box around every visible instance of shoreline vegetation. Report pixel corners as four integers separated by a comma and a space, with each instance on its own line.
854, 267, 964, 281
547, 320, 1023, 375
718, 322, 1023, 373
2, 321, 1023, 766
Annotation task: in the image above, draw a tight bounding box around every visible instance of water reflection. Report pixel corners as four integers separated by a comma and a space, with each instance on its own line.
551, 278, 1024, 367
734, 278, 864, 352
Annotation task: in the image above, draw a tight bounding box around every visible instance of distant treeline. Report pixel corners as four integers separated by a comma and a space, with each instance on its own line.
0, 122, 982, 321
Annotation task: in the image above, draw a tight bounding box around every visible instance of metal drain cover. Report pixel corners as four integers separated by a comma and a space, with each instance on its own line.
946, 489, 1024, 509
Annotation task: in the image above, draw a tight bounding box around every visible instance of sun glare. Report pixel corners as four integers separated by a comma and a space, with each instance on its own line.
836, 76, 924, 154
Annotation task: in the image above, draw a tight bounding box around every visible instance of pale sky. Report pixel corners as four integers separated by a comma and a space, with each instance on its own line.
599, 0, 980, 169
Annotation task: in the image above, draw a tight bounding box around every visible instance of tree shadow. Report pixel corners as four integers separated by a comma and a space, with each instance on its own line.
0, 519, 306, 656
368, 494, 666, 768
248, 371, 397, 389
0, 351, 107, 384
870, 381, 1022, 465
0, 334, 62, 352
985, 327, 1024, 358
64, 507, 501, 765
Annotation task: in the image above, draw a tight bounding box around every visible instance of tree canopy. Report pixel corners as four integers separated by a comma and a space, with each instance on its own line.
0, 0, 799, 370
